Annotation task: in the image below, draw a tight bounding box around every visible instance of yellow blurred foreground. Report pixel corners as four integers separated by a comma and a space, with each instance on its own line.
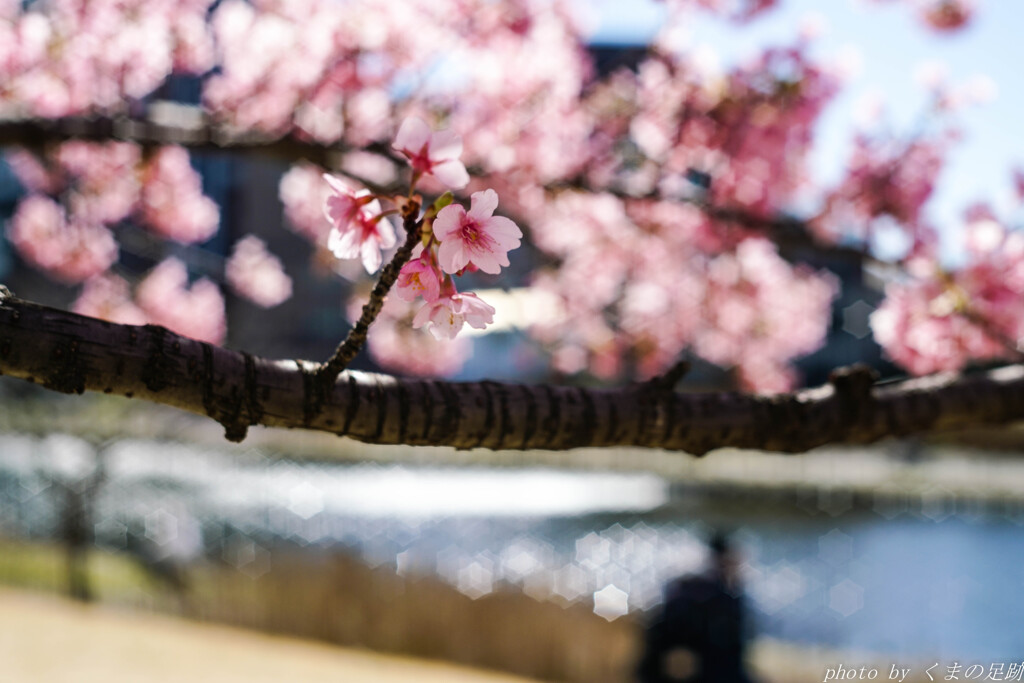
0, 588, 543, 683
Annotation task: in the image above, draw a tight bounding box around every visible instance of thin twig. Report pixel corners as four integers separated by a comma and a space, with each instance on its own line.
317, 211, 422, 387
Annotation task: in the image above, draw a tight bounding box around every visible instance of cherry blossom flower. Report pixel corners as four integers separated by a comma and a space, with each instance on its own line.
323, 173, 374, 231
413, 291, 496, 340
140, 146, 220, 244
225, 235, 293, 308
280, 164, 333, 244
392, 117, 470, 190
1014, 168, 1024, 204
871, 208, 1024, 376
72, 273, 147, 326
7, 195, 118, 284
354, 295, 472, 377
918, 0, 973, 32
55, 142, 141, 226
135, 258, 226, 345
5, 148, 59, 194
395, 251, 442, 303
870, 279, 999, 375
433, 189, 522, 275
322, 173, 395, 273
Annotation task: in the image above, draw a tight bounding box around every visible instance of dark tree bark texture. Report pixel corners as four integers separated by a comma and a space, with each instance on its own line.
1, 292, 1022, 454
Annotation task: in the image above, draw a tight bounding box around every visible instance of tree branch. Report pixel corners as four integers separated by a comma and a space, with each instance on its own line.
0, 113, 840, 254
317, 212, 422, 385
1, 291, 1023, 453
0, 111, 346, 168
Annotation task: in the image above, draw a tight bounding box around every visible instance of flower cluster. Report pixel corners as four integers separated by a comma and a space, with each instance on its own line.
8, 195, 118, 284
871, 203, 1024, 375
225, 235, 293, 308
918, 0, 974, 32
140, 146, 220, 245
322, 117, 521, 341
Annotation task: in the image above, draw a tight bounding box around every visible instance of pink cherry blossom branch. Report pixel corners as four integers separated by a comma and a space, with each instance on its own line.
0, 112, 824, 250
316, 210, 423, 389
10, 112, 1023, 376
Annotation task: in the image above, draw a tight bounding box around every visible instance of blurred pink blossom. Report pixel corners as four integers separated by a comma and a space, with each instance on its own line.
225, 235, 293, 308
8, 195, 118, 283
393, 117, 470, 190
280, 163, 333, 244
56, 142, 141, 225
817, 135, 945, 245
135, 258, 226, 344
1, 0, 212, 116
870, 279, 1000, 375
918, 0, 973, 32
356, 295, 471, 377
1013, 168, 1024, 204
171, 12, 216, 74
872, 206, 1024, 375
140, 147, 220, 244
4, 149, 59, 194
72, 273, 147, 326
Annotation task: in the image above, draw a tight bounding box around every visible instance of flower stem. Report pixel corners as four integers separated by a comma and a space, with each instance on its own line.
317, 212, 423, 388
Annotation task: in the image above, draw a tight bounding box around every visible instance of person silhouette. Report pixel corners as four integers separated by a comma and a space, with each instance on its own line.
636, 532, 755, 683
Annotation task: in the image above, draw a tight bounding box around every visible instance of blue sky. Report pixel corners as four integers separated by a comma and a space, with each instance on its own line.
585, 0, 1024, 261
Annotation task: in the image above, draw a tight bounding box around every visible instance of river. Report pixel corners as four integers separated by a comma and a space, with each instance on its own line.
1, 432, 1022, 660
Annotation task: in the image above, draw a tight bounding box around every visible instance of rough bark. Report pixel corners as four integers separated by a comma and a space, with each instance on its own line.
1, 292, 1023, 454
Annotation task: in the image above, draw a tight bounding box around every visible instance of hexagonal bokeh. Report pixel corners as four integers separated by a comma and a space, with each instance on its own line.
919, 488, 957, 522
818, 529, 854, 567
592, 584, 630, 621
829, 579, 865, 618
287, 481, 325, 520
842, 300, 875, 339
144, 508, 178, 547
457, 558, 495, 599
0, 431, 1022, 682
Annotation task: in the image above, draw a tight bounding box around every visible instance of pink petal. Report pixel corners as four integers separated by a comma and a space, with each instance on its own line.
322, 173, 352, 196
395, 279, 420, 302
393, 117, 431, 154
468, 189, 499, 220
458, 293, 495, 329
328, 228, 361, 259
429, 129, 463, 161
412, 302, 434, 329
363, 196, 382, 215
438, 238, 469, 274
361, 238, 382, 273
430, 311, 462, 339
431, 160, 470, 190
325, 194, 356, 226
468, 246, 503, 274
376, 216, 397, 249
433, 204, 465, 241
482, 215, 522, 250
428, 325, 456, 341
